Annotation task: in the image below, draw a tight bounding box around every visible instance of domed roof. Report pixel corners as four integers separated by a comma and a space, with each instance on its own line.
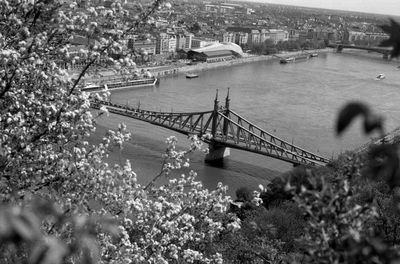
191, 42, 243, 56
220, 42, 244, 55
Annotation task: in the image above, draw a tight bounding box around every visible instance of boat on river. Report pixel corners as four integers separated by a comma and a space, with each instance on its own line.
280, 57, 294, 64
82, 77, 158, 92
375, 73, 385, 80
186, 73, 199, 79
280, 54, 310, 64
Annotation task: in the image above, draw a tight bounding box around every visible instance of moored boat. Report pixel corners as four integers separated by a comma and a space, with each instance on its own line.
280, 54, 310, 64
82, 77, 158, 92
280, 57, 294, 64
186, 73, 199, 79
375, 73, 385, 80
294, 54, 310, 61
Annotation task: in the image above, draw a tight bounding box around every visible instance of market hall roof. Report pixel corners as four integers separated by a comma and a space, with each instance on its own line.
201, 50, 235, 58
189, 42, 244, 56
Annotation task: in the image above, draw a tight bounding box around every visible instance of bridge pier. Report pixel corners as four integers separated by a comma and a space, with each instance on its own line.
205, 144, 230, 162
205, 89, 231, 162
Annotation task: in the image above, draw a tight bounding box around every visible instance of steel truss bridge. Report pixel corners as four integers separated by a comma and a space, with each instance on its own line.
328, 43, 392, 59
92, 91, 330, 166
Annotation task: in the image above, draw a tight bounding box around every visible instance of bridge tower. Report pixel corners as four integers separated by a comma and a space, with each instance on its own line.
222, 87, 230, 136
210, 89, 219, 138
205, 89, 230, 162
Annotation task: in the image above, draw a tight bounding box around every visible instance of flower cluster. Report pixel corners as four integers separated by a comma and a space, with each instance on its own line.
94, 139, 240, 263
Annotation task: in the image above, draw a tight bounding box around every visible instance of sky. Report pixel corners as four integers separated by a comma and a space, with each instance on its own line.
236, 0, 400, 16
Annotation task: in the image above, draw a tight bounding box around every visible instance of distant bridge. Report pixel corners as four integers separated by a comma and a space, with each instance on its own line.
92, 91, 330, 166
328, 43, 392, 59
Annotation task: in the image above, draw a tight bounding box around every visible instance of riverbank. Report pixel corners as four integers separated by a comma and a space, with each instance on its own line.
354, 127, 400, 153
73, 49, 333, 81
150, 48, 333, 78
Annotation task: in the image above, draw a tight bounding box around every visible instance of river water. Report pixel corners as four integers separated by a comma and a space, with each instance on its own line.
95, 50, 400, 196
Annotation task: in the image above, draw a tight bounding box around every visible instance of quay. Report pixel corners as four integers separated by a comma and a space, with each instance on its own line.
145, 49, 331, 78
70, 49, 331, 81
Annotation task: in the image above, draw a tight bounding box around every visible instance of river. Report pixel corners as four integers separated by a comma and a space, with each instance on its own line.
94, 50, 400, 196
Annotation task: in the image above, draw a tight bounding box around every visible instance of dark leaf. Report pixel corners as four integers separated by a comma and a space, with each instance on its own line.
31, 198, 63, 218
30, 243, 49, 264
336, 102, 370, 135
367, 144, 400, 189
80, 236, 100, 264
31, 237, 68, 264
363, 113, 384, 134
379, 19, 400, 58
369, 238, 388, 253
0, 210, 13, 241
12, 212, 40, 242
236, 187, 253, 202
45, 237, 68, 264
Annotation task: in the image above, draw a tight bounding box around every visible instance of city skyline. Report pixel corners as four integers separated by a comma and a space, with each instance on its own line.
235, 0, 400, 17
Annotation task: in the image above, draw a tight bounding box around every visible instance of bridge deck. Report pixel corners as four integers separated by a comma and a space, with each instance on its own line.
329, 43, 392, 56
92, 100, 330, 166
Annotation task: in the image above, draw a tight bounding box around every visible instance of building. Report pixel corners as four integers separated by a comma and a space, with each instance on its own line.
221, 32, 235, 43
155, 19, 169, 28
156, 33, 169, 54
70, 35, 97, 47
185, 33, 194, 49
167, 34, 177, 52
219, 5, 234, 14
205, 4, 219, 13
246, 8, 255, 15
235, 32, 248, 46
348, 30, 366, 42
187, 42, 244, 62
249, 30, 260, 45
288, 29, 300, 41
260, 29, 269, 43
204, 2, 243, 14
189, 50, 235, 62
298, 30, 309, 42
176, 34, 186, 50
365, 32, 389, 43
128, 38, 156, 55
268, 29, 289, 44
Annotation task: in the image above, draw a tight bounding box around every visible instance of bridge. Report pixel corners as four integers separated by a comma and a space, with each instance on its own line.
328, 43, 392, 59
91, 91, 330, 166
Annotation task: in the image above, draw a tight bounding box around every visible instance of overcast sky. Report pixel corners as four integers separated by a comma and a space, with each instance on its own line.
237, 0, 400, 16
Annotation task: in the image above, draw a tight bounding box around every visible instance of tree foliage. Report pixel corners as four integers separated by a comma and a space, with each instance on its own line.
380, 18, 400, 58
0, 0, 244, 263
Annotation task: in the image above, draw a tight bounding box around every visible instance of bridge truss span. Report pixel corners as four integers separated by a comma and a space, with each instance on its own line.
329, 43, 392, 59
92, 97, 330, 167
213, 110, 330, 166
94, 100, 215, 136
